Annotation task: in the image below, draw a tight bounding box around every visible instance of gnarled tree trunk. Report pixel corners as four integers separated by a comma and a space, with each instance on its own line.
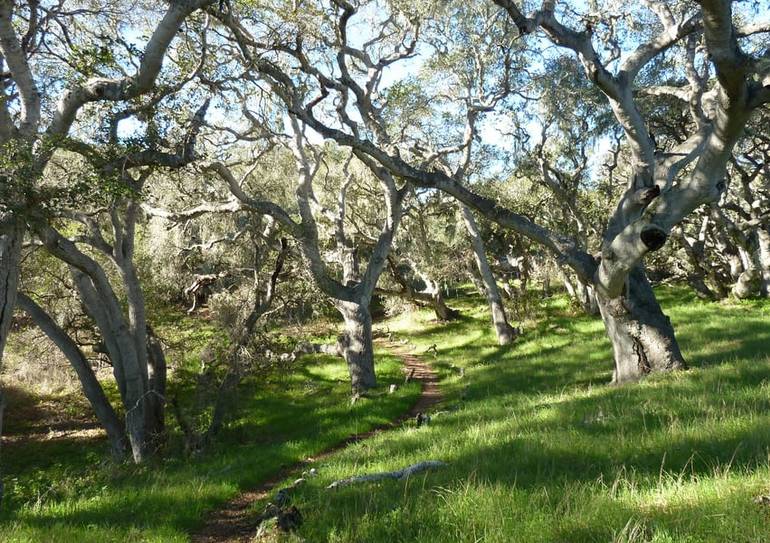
597, 267, 687, 384
71, 269, 149, 463
559, 267, 600, 315
460, 205, 517, 345
429, 287, 457, 321
336, 300, 376, 394
410, 265, 459, 321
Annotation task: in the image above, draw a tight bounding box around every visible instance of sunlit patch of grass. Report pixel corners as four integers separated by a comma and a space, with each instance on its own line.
279, 287, 770, 542
3, 287, 769, 542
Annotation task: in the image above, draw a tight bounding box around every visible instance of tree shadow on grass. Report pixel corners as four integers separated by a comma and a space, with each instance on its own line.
302, 364, 770, 540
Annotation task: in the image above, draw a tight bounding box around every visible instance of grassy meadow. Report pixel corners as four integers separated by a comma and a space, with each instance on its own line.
265, 288, 770, 543
2, 287, 770, 542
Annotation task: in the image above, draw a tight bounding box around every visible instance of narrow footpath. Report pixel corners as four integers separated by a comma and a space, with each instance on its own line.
190, 340, 443, 543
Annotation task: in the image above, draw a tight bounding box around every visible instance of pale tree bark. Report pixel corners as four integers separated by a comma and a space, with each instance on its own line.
70, 267, 149, 461
184, 6, 415, 393
336, 301, 376, 392
410, 267, 457, 321
708, 205, 765, 299
535, 125, 599, 315
146, 327, 167, 449
460, 205, 517, 344
673, 215, 729, 300
287, 121, 406, 394
0, 219, 23, 503
0, 0, 214, 356
0, 219, 22, 365
159, 142, 407, 394
559, 266, 599, 315
467, 264, 487, 298
27, 100, 207, 461
0, 0, 214, 471
596, 268, 686, 383
381, 196, 461, 322
758, 229, 770, 297
488, 0, 769, 380
223, 0, 768, 382
718, 147, 770, 298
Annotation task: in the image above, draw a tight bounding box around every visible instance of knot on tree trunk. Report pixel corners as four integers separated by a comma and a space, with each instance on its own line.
634, 185, 660, 207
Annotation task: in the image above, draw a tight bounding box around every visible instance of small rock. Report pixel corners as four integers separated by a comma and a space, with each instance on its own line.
415, 412, 431, 428
389, 384, 398, 394
277, 505, 303, 532
273, 489, 290, 507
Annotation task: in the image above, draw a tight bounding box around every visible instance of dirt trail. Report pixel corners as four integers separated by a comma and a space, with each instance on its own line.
190, 340, 443, 543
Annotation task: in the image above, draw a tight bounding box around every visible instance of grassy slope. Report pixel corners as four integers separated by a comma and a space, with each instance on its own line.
0, 313, 420, 543
277, 288, 770, 543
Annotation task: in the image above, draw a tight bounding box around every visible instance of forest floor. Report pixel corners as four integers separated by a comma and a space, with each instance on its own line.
2, 286, 770, 542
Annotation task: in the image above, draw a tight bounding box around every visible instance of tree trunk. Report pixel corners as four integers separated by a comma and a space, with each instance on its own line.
0, 219, 22, 503
430, 288, 457, 321
731, 241, 764, 299
460, 205, 517, 345
72, 270, 148, 463
756, 228, 770, 297
596, 267, 687, 384
336, 301, 376, 394
560, 267, 578, 299
732, 266, 761, 299
559, 267, 599, 315
17, 293, 127, 459
414, 270, 458, 321
576, 278, 599, 315
466, 265, 486, 297
0, 219, 22, 365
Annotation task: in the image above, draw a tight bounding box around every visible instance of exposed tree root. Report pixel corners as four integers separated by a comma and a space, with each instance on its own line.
326, 460, 447, 489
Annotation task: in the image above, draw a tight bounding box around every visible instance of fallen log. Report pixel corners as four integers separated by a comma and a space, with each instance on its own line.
326, 460, 447, 489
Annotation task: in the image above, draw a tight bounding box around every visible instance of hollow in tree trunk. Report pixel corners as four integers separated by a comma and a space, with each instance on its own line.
336, 301, 376, 394
596, 267, 687, 384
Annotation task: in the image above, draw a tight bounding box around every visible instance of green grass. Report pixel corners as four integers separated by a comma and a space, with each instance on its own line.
3, 288, 770, 542
264, 287, 770, 543
0, 316, 420, 542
